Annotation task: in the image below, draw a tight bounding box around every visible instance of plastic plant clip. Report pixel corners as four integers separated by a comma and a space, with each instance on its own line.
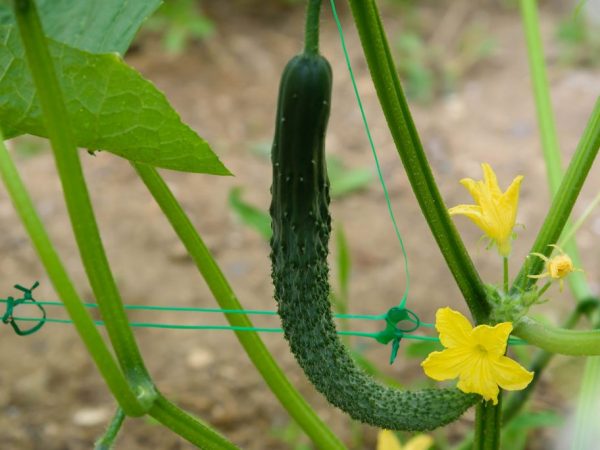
375, 306, 421, 364
2, 281, 47, 336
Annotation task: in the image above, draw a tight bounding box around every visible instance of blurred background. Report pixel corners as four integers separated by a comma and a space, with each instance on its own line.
0, 0, 599, 448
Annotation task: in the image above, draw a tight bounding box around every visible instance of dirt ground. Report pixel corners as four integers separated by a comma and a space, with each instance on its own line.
0, 1, 599, 449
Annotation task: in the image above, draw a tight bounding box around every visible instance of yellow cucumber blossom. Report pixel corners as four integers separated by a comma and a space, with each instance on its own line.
449, 163, 523, 257
528, 245, 580, 291
421, 308, 533, 405
377, 429, 433, 450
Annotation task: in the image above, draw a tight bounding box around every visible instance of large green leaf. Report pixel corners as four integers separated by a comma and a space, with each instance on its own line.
0, 0, 161, 54
0, 26, 229, 175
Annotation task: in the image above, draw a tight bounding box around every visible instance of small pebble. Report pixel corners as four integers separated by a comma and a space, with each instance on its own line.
186, 348, 215, 369
72, 407, 110, 426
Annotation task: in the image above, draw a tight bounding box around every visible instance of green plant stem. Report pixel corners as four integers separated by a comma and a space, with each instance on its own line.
474, 397, 502, 450
536, 281, 552, 298
94, 408, 125, 450
304, 0, 322, 54
560, 190, 600, 249
12, 0, 155, 406
133, 163, 347, 450
520, 0, 590, 300
503, 258, 509, 292
572, 357, 600, 450
514, 314, 600, 355
149, 394, 239, 450
345, 0, 489, 324
520, 0, 561, 189
512, 98, 600, 291
0, 139, 143, 416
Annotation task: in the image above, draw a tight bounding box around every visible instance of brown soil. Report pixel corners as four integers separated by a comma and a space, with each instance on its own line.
0, 1, 598, 449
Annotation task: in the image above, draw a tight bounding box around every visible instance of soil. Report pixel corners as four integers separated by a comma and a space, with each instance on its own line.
0, 1, 599, 449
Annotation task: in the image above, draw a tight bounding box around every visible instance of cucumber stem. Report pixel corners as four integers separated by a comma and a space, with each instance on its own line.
304, 0, 322, 54
474, 397, 502, 450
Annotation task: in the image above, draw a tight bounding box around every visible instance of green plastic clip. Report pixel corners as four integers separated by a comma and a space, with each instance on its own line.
2, 281, 46, 336
375, 306, 421, 364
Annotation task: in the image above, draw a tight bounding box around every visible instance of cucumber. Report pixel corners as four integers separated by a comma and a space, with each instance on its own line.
269, 50, 478, 431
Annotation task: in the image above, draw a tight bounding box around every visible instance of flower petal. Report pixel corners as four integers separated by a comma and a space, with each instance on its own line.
482, 163, 503, 198
471, 322, 512, 357
459, 178, 483, 204
405, 435, 434, 450
421, 348, 473, 381
501, 175, 524, 215
448, 204, 487, 231
491, 355, 534, 391
435, 307, 473, 348
377, 430, 403, 450
456, 358, 500, 405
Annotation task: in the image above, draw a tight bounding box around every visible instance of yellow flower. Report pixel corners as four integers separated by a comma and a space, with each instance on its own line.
528, 245, 580, 291
377, 429, 433, 450
449, 163, 523, 257
421, 308, 533, 405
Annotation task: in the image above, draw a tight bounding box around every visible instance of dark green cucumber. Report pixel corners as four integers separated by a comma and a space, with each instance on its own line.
269, 52, 478, 431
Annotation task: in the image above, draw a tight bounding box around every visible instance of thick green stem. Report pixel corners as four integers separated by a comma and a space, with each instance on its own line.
474, 397, 502, 450
149, 394, 239, 450
520, 0, 590, 299
12, 0, 155, 405
0, 139, 143, 416
133, 164, 346, 450
304, 0, 322, 54
512, 98, 600, 291
345, 0, 489, 323
514, 314, 600, 355
94, 408, 125, 450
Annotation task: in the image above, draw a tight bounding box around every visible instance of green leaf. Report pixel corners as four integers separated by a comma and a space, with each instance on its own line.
0, 26, 230, 175
228, 187, 272, 240
0, 0, 162, 54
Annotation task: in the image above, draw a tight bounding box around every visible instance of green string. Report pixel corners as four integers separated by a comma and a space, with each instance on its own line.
9, 315, 445, 341
0, 298, 385, 321
0, 297, 526, 345
328, 0, 410, 309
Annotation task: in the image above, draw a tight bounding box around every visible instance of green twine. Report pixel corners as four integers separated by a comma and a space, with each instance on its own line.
10, 316, 445, 341
329, 0, 410, 310
2, 298, 386, 321
0, 292, 525, 346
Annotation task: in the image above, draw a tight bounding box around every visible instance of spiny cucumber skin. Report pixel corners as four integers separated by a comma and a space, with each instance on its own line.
270, 53, 478, 431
